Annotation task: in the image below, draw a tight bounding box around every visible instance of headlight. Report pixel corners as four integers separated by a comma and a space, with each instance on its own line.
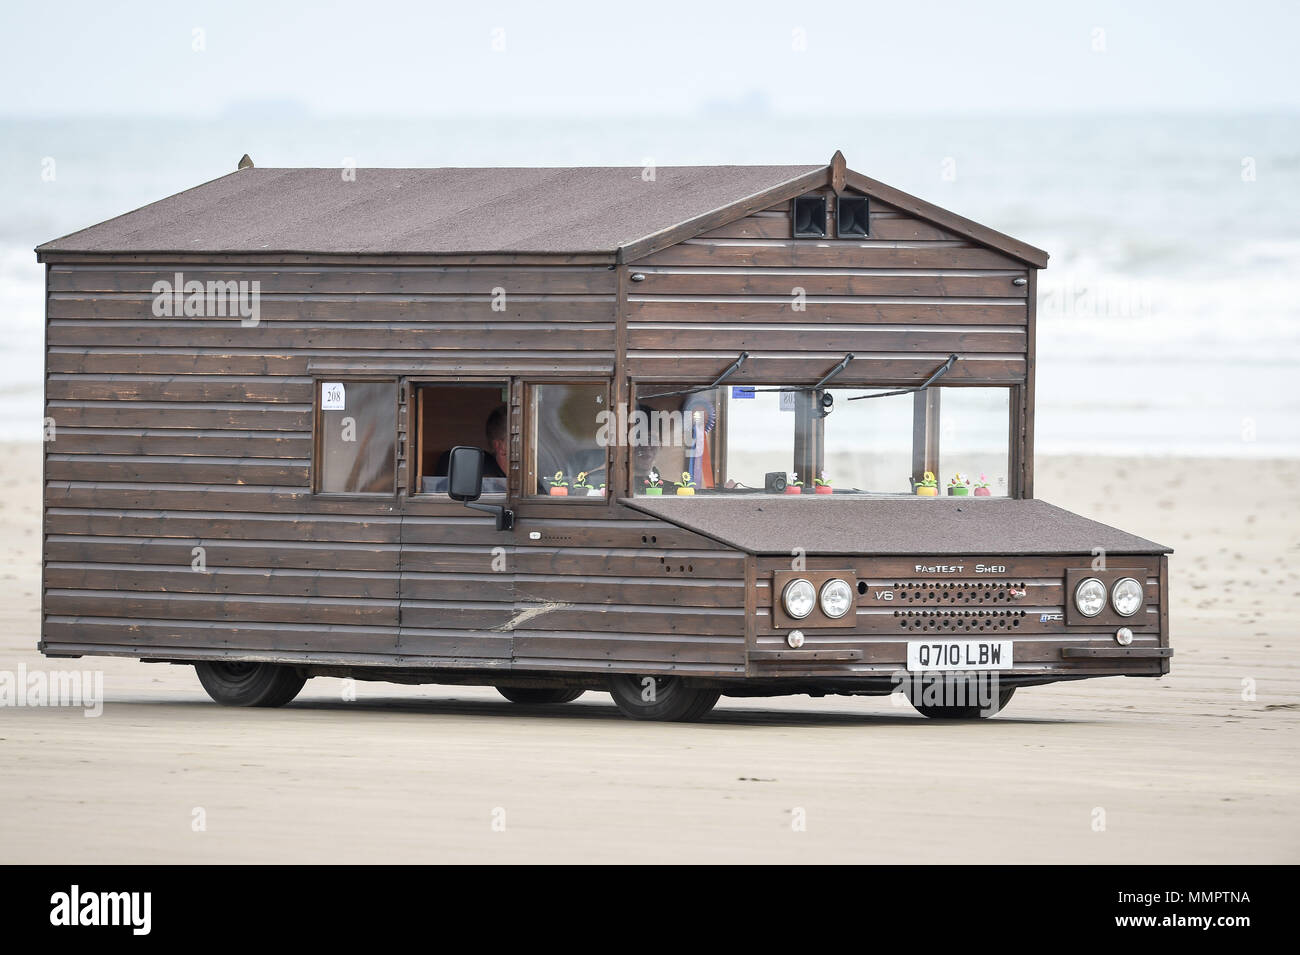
819, 578, 854, 619
1074, 577, 1106, 617
1111, 577, 1143, 617
782, 578, 816, 619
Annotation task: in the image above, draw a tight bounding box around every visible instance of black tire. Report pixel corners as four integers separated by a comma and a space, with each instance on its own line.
194, 661, 307, 707
496, 687, 585, 705
909, 685, 1016, 720
608, 674, 720, 722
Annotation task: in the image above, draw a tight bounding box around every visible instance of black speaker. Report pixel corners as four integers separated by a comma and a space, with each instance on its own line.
837, 196, 870, 237
764, 471, 788, 493
792, 195, 827, 237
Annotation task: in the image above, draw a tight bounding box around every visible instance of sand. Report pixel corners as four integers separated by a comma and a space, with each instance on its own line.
0, 441, 1296, 863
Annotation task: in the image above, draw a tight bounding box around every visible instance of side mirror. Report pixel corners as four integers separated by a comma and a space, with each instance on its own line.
446, 445, 485, 501
446, 445, 514, 531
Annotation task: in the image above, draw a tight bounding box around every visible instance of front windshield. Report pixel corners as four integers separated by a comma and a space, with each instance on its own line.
632, 383, 1009, 497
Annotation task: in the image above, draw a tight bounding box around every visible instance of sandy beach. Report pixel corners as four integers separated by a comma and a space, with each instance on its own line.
0, 441, 1296, 864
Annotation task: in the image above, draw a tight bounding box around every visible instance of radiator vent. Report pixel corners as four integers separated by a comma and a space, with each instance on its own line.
894, 609, 1027, 632
887, 581, 1027, 605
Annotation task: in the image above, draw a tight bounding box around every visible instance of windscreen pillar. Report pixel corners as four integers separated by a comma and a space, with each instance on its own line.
911, 388, 941, 490
793, 391, 824, 487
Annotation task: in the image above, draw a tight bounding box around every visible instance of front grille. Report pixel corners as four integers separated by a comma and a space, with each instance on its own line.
886, 581, 1027, 605
894, 609, 1027, 632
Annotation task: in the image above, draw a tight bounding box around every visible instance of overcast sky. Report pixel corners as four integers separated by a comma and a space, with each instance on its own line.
3, 0, 1298, 117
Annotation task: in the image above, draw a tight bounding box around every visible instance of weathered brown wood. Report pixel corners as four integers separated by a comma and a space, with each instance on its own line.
628, 355, 1026, 385
47, 321, 614, 351
636, 243, 1023, 270
48, 431, 310, 458
47, 403, 311, 431
50, 295, 616, 324
1023, 268, 1038, 497
629, 271, 1026, 299
50, 266, 618, 295
46, 375, 312, 403
627, 326, 1025, 354
47, 349, 308, 376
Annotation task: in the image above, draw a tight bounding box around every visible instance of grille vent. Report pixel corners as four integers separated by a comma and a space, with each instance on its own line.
894, 609, 1027, 632
887, 581, 1027, 605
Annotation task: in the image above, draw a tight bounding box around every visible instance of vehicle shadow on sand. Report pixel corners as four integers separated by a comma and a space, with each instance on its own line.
135, 694, 1073, 727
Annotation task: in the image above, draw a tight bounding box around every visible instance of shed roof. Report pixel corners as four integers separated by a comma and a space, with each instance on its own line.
623, 496, 1169, 556
35, 154, 1049, 267
36, 164, 820, 257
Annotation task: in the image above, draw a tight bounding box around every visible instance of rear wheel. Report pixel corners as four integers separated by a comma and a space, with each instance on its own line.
496, 687, 584, 705
909, 686, 1016, 720
194, 661, 307, 707
608, 674, 719, 722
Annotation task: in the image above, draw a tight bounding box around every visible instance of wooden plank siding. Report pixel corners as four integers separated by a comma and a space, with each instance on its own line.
625, 189, 1030, 389
41, 260, 748, 673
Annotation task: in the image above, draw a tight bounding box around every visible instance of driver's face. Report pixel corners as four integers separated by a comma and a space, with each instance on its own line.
490, 437, 508, 474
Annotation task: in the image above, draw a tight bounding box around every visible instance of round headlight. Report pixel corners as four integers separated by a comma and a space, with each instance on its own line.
1074, 577, 1106, 617
819, 578, 854, 619
1111, 577, 1143, 617
782, 578, 816, 620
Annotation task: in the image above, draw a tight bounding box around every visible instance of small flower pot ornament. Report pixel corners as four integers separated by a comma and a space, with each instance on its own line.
814, 471, 833, 495
547, 470, 569, 496
947, 473, 971, 497
785, 472, 805, 495
973, 473, 992, 497
643, 467, 663, 496
916, 471, 939, 497
674, 471, 697, 496
572, 471, 603, 497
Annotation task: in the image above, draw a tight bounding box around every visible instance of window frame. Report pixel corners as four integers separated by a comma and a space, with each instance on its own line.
522, 378, 613, 503
311, 376, 400, 498
627, 380, 1023, 498
406, 376, 512, 500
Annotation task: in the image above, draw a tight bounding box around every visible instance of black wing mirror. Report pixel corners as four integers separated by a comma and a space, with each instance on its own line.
446, 446, 514, 531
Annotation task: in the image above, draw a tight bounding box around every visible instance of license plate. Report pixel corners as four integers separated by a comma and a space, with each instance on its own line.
906, 640, 1013, 671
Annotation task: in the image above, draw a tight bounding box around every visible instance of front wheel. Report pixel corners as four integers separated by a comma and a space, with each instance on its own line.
608, 674, 719, 722
496, 687, 585, 705
909, 686, 1016, 720
194, 661, 307, 707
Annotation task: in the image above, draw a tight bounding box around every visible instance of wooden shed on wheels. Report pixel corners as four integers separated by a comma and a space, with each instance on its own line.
35, 151, 1171, 721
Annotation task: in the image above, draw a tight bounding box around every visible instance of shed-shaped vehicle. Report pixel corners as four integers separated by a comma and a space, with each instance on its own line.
35, 151, 1171, 720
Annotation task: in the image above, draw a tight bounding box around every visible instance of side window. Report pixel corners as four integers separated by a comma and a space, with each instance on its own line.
529, 382, 609, 497
315, 380, 397, 494
412, 382, 509, 496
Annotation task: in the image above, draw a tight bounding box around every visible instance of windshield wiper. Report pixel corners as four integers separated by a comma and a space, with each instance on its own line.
846, 354, 959, 401
748, 353, 856, 394
639, 352, 750, 401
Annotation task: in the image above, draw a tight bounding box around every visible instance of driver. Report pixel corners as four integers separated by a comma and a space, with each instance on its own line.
434, 405, 508, 478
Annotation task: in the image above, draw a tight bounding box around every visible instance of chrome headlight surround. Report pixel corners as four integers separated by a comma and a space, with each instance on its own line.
1111, 577, 1143, 617
1074, 577, 1106, 617
819, 578, 854, 619
782, 578, 816, 620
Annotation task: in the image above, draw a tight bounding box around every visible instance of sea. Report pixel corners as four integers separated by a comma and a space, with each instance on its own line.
1, 111, 1296, 457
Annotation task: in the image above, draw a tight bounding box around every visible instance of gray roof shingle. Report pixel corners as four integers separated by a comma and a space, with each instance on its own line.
623, 496, 1170, 556
35, 164, 822, 256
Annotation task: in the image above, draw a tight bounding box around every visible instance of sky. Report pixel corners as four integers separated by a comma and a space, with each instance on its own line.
3, 0, 1298, 117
